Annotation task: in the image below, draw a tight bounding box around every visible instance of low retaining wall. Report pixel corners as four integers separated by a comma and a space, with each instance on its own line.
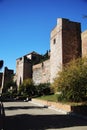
32, 99, 71, 113
32, 99, 87, 116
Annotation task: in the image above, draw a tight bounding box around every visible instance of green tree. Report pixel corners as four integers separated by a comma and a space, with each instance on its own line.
52, 57, 87, 102
19, 78, 35, 96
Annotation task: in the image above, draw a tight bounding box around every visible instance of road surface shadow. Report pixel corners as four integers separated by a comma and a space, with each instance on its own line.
0, 102, 5, 130
2, 102, 87, 130
3, 113, 87, 130
4, 105, 46, 110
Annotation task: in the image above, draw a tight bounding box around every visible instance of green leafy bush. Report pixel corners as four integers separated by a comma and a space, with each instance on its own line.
52, 57, 87, 102
36, 83, 51, 96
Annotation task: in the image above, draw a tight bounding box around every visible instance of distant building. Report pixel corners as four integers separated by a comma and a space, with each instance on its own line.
1, 67, 14, 91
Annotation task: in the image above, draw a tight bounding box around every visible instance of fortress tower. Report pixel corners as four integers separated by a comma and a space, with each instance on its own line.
16, 51, 41, 87
50, 18, 82, 83
1, 67, 14, 91
16, 56, 32, 87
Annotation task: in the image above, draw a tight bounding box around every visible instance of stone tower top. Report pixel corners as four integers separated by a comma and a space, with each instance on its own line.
57, 18, 81, 28
57, 18, 69, 25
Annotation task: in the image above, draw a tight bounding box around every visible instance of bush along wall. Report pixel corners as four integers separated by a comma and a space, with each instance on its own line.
52, 57, 87, 102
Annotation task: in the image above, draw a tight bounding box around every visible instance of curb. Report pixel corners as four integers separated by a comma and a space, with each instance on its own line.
30, 100, 69, 114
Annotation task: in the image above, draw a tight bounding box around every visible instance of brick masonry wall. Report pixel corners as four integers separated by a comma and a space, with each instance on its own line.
33, 59, 50, 85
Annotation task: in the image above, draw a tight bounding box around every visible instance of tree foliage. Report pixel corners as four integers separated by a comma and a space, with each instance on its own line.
19, 78, 35, 96
52, 57, 87, 102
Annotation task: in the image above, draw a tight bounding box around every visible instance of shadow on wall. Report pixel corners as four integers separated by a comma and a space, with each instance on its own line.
71, 105, 87, 116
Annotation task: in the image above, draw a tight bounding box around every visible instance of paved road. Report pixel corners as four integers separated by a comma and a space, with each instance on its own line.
1, 101, 87, 130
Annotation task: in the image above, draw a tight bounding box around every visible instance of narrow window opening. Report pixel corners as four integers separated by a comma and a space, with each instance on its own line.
53, 38, 56, 44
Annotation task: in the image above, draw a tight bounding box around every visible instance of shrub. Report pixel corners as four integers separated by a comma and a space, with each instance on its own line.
1, 92, 12, 101
36, 83, 51, 96
52, 57, 87, 102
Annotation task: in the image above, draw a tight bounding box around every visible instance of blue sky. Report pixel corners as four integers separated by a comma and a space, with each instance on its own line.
0, 0, 87, 72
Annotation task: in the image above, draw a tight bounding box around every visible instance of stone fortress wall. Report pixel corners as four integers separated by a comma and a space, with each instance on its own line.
33, 59, 50, 85
1, 18, 87, 91
1, 18, 86, 89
